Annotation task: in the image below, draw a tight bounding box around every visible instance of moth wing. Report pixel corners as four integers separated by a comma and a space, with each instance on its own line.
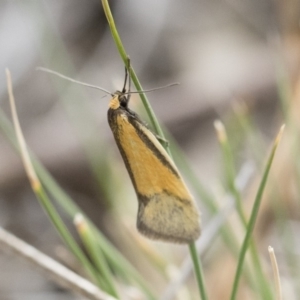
112, 111, 201, 243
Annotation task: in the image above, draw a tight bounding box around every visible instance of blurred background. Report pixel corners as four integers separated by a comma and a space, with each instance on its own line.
0, 0, 300, 299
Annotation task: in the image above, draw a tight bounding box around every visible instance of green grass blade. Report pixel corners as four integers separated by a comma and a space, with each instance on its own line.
215, 120, 273, 299
75, 215, 119, 298
230, 125, 285, 300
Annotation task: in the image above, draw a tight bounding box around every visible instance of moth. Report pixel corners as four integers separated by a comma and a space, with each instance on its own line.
107, 67, 201, 244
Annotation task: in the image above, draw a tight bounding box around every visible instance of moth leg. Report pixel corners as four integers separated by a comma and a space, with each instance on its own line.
123, 56, 132, 101
156, 135, 169, 147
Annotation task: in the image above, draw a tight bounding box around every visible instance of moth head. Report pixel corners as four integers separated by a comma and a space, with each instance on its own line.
109, 91, 129, 110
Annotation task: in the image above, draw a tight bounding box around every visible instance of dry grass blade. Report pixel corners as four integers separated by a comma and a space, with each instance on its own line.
6, 68, 40, 191
0, 227, 117, 300
268, 246, 282, 300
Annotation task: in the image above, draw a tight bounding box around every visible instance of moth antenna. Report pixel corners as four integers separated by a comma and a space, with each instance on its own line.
36, 67, 113, 95
123, 82, 179, 95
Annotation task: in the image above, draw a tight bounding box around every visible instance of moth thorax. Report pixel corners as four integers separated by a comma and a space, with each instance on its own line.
109, 95, 120, 110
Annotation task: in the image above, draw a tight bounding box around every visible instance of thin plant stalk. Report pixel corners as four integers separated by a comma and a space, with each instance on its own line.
101, 1, 207, 298
189, 243, 208, 300
101, 0, 165, 141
